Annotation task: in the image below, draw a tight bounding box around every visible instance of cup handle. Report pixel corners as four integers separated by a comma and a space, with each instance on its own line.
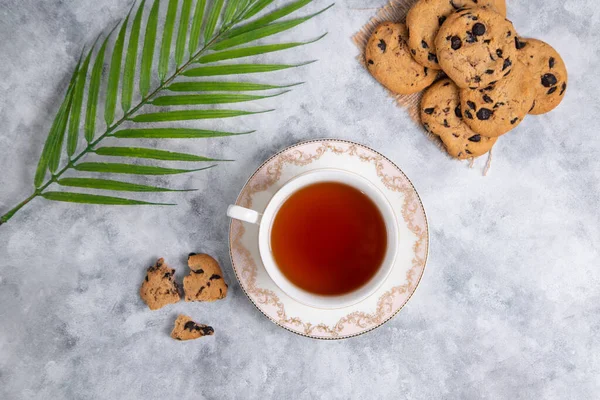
227, 205, 262, 225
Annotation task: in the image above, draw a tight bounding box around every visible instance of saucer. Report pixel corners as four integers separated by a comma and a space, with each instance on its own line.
228, 139, 429, 339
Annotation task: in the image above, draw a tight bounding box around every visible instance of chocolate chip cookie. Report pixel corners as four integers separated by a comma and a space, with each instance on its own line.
516, 38, 567, 115
365, 22, 437, 94
170, 315, 214, 341
422, 78, 497, 158
183, 253, 228, 302
435, 6, 518, 89
460, 60, 535, 137
140, 258, 181, 310
406, 0, 506, 70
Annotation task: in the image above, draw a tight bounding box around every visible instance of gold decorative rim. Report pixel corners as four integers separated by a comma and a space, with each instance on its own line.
228, 139, 429, 340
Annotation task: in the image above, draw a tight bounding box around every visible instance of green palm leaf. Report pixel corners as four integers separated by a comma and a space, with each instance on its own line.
122, 0, 146, 112
175, 0, 193, 65
224, 0, 313, 39
58, 178, 196, 192
68, 42, 97, 156
203, 0, 224, 42
94, 146, 227, 161
196, 34, 326, 63
74, 162, 215, 175
113, 128, 252, 138
131, 109, 272, 122
189, 0, 206, 54
105, 14, 131, 126
34, 61, 80, 185
42, 191, 175, 205
168, 81, 301, 91
239, 0, 274, 20
2, 0, 331, 226
151, 91, 287, 105
182, 62, 313, 76
140, 0, 160, 96
85, 29, 115, 143
159, 0, 179, 81
222, 0, 240, 28
213, 4, 333, 50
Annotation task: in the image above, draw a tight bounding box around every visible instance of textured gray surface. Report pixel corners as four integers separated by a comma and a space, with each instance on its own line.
0, 0, 599, 398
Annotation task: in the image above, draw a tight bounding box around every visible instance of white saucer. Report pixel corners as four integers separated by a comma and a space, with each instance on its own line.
228, 139, 429, 339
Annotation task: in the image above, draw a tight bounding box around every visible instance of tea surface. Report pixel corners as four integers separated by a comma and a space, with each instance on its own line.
270, 182, 387, 296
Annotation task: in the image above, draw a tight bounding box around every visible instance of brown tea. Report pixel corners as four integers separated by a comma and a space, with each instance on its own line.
270, 182, 387, 296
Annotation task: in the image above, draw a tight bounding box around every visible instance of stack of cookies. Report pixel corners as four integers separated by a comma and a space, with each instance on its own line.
365, 0, 567, 160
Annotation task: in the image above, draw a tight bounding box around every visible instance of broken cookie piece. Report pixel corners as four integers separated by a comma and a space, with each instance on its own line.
183, 253, 228, 302
140, 258, 181, 310
170, 314, 214, 341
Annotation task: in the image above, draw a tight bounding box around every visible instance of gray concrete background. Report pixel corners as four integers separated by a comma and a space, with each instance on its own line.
0, 0, 599, 398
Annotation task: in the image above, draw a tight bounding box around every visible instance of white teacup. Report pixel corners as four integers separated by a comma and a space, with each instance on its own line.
227, 169, 398, 309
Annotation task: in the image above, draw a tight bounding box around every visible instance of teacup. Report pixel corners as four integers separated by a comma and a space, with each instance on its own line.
227, 169, 398, 309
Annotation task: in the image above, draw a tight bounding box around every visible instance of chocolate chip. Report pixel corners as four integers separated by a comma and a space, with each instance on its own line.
424, 67, 429, 76
547, 86, 557, 95
377, 39, 386, 52
468, 134, 481, 142
496, 49, 503, 58
467, 101, 476, 110
451, 36, 462, 50
424, 108, 435, 114
464, 109, 474, 119
549, 57, 556, 69
197, 286, 205, 296
514, 37, 527, 49
450, 0, 460, 9
485, 69, 494, 74
560, 82, 567, 95
188, 253, 197, 258
472, 23, 486, 36
483, 85, 494, 91
200, 326, 214, 335
207, 281, 211, 287
368, 59, 374, 65
474, 76, 481, 83
443, 119, 449, 127
438, 16, 447, 26
541, 73, 558, 87
453, 133, 460, 138
477, 108, 493, 120
192, 268, 204, 274
184, 321, 197, 331
455, 104, 462, 118
483, 39, 491, 44
163, 272, 172, 279
421, 40, 429, 49
502, 58, 512, 71
466, 32, 477, 43
510, 117, 519, 124
529, 100, 536, 112
506, 30, 512, 37
465, 149, 473, 155
494, 102, 505, 109
504, 69, 512, 77
411, 49, 416, 56
145, 275, 148, 282
209, 274, 222, 280
428, 53, 438, 63
443, 107, 450, 113
483, 94, 493, 103
219, 288, 223, 296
